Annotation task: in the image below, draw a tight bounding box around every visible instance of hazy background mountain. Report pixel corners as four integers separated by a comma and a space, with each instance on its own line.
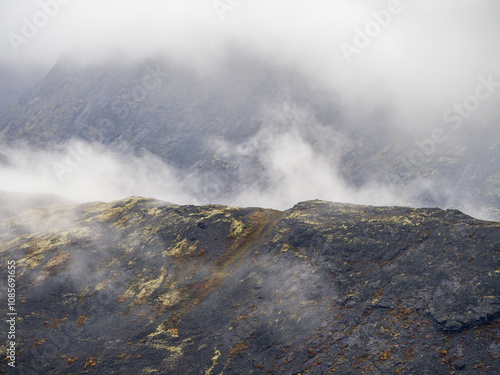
0, 67, 46, 111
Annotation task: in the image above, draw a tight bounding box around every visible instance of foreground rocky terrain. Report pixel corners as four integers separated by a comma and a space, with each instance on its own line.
0, 192, 499, 374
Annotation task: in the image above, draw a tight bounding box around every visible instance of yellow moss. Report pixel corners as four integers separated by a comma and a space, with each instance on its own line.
281, 243, 291, 252
140, 367, 160, 374
142, 338, 191, 371
190, 206, 230, 220
20, 234, 70, 252
120, 266, 169, 303
165, 238, 199, 258
371, 288, 384, 304
146, 207, 164, 219
128, 269, 167, 301
157, 289, 183, 309
42, 251, 71, 273
227, 219, 246, 238
84, 197, 144, 225
119, 231, 145, 253
95, 279, 112, 292
205, 348, 222, 375
146, 334, 192, 367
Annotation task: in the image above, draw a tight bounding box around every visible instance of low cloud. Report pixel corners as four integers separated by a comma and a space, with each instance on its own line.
0, 103, 405, 214
0, 141, 194, 205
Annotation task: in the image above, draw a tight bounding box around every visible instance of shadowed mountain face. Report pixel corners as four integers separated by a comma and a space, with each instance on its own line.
0, 57, 340, 168
1, 193, 499, 374
0, 56, 499, 219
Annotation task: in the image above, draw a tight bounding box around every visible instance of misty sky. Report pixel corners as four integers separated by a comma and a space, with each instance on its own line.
1, 0, 500, 217
2, 0, 500, 122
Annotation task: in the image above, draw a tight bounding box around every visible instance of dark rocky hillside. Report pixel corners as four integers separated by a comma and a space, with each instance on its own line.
1, 193, 499, 374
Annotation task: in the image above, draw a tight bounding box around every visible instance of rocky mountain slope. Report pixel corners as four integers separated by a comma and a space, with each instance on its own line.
1, 193, 499, 374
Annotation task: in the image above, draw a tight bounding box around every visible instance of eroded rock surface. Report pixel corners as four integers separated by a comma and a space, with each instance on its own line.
0, 194, 499, 374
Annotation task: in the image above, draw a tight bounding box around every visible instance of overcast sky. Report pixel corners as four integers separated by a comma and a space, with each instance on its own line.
1, 0, 500, 126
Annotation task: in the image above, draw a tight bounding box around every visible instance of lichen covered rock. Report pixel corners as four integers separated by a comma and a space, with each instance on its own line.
0, 194, 499, 374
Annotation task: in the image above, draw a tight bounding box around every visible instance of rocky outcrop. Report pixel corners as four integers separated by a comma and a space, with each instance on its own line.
0, 194, 499, 374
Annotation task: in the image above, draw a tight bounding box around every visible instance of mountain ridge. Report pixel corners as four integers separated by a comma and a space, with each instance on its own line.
1, 193, 499, 374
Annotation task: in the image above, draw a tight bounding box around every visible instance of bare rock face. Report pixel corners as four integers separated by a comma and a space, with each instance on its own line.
1, 194, 499, 374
